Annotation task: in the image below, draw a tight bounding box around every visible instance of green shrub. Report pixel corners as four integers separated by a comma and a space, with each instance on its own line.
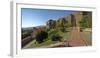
51, 33, 62, 41
79, 16, 91, 28
48, 29, 57, 35
60, 27, 66, 32
36, 30, 48, 43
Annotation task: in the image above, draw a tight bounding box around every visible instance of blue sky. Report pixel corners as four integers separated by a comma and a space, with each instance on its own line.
21, 8, 77, 28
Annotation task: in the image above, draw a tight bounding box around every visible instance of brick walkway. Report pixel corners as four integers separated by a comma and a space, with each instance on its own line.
66, 27, 88, 47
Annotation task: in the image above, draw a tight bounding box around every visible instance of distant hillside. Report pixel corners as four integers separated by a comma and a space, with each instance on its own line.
22, 27, 33, 30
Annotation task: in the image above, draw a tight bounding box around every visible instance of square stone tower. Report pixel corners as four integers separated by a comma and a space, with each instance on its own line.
71, 12, 83, 32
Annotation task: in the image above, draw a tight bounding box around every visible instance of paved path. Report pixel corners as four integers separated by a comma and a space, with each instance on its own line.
66, 27, 88, 47
22, 40, 36, 49
63, 27, 87, 47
